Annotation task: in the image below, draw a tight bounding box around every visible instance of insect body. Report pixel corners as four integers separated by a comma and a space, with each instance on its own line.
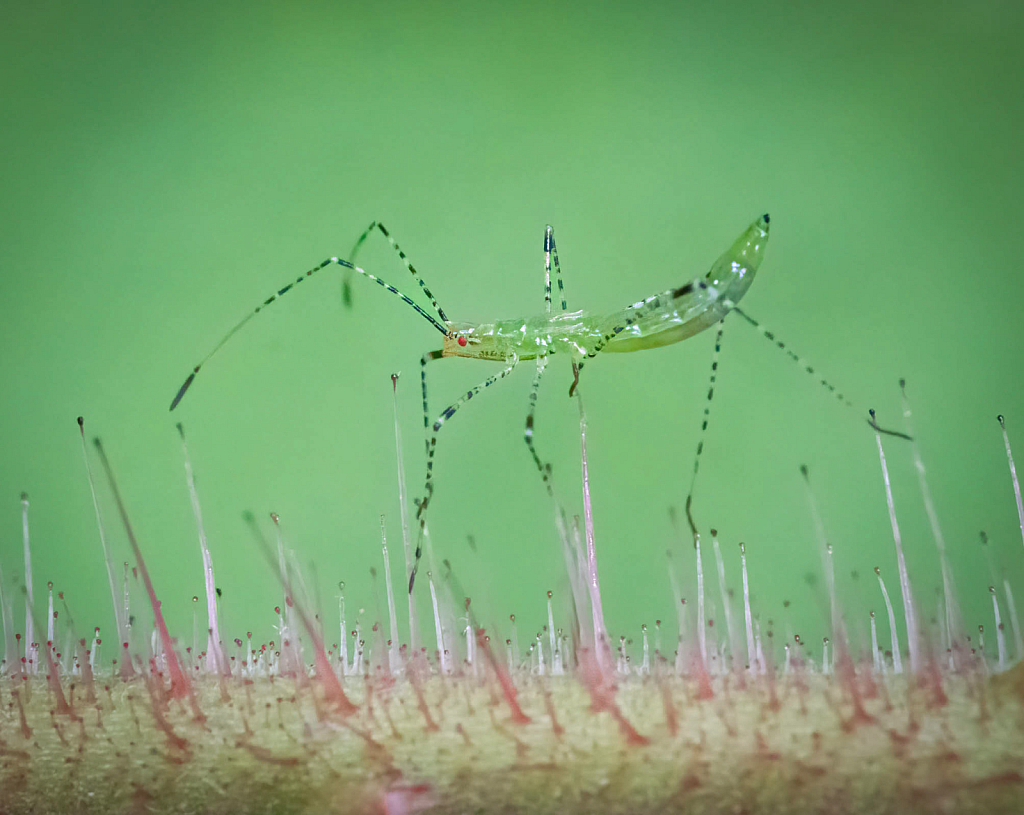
440, 215, 768, 366
170, 214, 773, 592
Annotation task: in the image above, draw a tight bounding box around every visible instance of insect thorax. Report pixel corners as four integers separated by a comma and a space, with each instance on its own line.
442, 313, 606, 361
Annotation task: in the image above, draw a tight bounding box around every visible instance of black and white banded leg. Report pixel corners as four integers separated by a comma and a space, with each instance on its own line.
684, 322, 726, 541
347, 221, 450, 325
410, 354, 520, 592
420, 349, 444, 457
544, 224, 568, 314
524, 225, 569, 497
525, 353, 554, 497
569, 290, 673, 396
169, 255, 450, 411
728, 303, 851, 408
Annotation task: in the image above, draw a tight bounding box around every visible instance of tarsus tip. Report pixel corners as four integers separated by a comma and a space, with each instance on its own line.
169, 372, 197, 412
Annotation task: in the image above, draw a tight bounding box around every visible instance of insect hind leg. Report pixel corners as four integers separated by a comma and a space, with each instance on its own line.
684, 323, 726, 541
725, 303, 905, 438
728, 304, 851, 408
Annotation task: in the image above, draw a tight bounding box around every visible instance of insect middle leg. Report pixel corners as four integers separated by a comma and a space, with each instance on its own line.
684, 322, 726, 540
524, 353, 554, 497
421, 349, 444, 456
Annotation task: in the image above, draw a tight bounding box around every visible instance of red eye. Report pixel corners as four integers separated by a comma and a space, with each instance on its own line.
457, 336, 467, 347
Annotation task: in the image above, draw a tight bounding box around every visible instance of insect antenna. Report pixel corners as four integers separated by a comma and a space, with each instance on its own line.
347, 222, 450, 324
169, 256, 451, 411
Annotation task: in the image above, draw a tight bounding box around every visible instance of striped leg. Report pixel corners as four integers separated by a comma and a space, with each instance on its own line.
524, 225, 568, 497
684, 323, 726, 540
729, 304, 851, 408
347, 221, 450, 324
421, 350, 444, 457
169, 255, 449, 411
409, 354, 520, 592
544, 225, 568, 314
524, 354, 554, 497
569, 290, 673, 396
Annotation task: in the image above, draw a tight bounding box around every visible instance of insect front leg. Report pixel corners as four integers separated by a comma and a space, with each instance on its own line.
420, 349, 444, 457
168, 254, 452, 412
409, 353, 521, 593
524, 354, 554, 497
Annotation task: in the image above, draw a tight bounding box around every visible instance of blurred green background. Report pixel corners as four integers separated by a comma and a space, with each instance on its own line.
2, 0, 1023, 668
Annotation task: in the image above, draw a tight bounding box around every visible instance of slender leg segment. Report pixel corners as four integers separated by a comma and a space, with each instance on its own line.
525, 354, 554, 496
344, 222, 535, 591
543, 226, 553, 313
347, 221, 449, 324
570, 287, 700, 396
526, 226, 567, 497
411, 354, 520, 592
571, 294, 659, 393
684, 323, 726, 540
727, 304, 851, 408
421, 350, 444, 457
544, 225, 568, 314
